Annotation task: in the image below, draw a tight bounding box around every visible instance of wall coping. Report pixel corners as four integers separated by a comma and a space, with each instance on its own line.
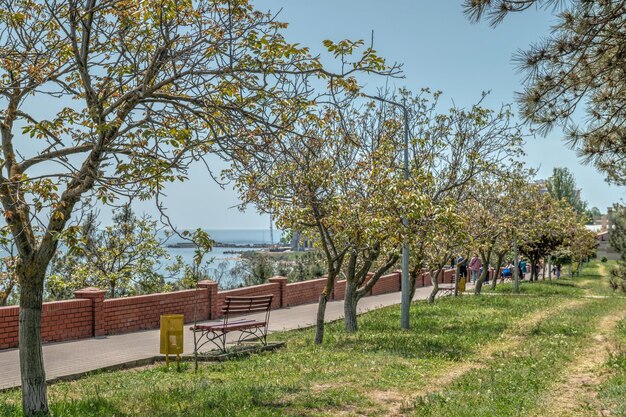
285, 277, 327, 287
103, 288, 206, 305
219, 282, 279, 295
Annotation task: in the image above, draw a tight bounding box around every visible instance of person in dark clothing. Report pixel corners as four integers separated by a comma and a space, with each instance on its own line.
458, 257, 468, 282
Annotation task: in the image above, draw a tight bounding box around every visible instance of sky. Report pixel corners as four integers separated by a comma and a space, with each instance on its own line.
137, 1, 625, 229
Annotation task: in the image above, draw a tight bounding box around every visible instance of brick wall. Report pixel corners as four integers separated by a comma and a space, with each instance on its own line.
285, 278, 328, 306
442, 269, 455, 284
0, 306, 18, 350
41, 300, 93, 343
215, 283, 281, 316
371, 272, 401, 295
0, 300, 92, 350
334, 279, 346, 300
103, 289, 209, 334
0, 267, 439, 350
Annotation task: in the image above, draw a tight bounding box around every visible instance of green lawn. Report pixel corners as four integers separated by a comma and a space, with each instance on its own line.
598, 316, 626, 417
489, 261, 621, 297
1, 261, 625, 417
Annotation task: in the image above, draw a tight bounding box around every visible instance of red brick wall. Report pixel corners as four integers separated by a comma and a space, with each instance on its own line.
442, 269, 455, 284
371, 272, 401, 295
0, 266, 437, 350
103, 289, 209, 334
0, 306, 19, 349
216, 283, 281, 315
285, 278, 327, 306
0, 300, 92, 350
334, 279, 346, 300
423, 272, 432, 286
41, 299, 93, 343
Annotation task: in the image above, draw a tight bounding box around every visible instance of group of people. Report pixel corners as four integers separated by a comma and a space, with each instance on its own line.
454, 255, 562, 285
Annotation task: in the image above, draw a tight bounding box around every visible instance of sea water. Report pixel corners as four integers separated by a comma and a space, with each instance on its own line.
163, 229, 284, 282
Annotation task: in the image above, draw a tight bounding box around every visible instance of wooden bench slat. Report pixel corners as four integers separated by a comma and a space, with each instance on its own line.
224, 295, 274, 300
225, 300, 272, 306
222, 306, 270, 314
225, 301, 272, 308
191, 319, 259, 332
192, 294, 273, 354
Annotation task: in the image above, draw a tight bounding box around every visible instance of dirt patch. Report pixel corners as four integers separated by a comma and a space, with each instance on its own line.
533, 309, 625, 417
368, 390, 410, 417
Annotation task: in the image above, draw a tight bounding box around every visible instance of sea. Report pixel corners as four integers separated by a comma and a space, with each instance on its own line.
163, 229, 283, 279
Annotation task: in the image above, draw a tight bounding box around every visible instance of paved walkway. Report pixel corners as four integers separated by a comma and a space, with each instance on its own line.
0, 286, 434, 390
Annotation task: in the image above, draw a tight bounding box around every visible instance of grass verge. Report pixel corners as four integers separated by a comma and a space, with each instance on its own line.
0, 261, 624, 417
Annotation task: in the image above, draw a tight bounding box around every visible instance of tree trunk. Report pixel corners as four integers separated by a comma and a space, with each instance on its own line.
548, 256, 552, 280
409, 270, 417, 301
19, 265, 49, 417
427, 269, 440, 303
314, 274, 336, 345
490, 253, 504, 290
344, 282, 358, 332
474, 252, 491, 295
314, 293, 329, 345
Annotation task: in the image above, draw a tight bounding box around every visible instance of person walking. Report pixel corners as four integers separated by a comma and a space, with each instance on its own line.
519, 259, 527, 280
469, 254, 482, 284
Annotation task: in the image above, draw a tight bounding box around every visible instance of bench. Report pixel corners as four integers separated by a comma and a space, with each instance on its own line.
190, 295, 273, 354
438, 284, 456, 297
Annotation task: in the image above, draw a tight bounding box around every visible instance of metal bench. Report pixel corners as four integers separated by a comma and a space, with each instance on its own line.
190, 295, 273, 354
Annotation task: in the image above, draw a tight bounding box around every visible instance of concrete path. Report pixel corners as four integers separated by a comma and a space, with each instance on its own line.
0, 286, 435, 390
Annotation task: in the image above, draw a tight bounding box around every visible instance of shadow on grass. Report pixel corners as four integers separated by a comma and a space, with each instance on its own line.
320, 296, 546, 361
50, 398, 131, 417
492, 279, 584, 296
0, 403, 20, 417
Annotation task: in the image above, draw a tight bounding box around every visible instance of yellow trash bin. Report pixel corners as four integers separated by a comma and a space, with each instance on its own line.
459, 276, 466, 293
160, 314, 184, 366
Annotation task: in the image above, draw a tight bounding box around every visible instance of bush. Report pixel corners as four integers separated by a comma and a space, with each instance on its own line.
601, 257, 608, 263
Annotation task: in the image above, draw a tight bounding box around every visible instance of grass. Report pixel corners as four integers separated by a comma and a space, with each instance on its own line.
411, 298, 624, 416
1, 261, 625, 416
488, 261, 622, 297
597, 316, 626, 416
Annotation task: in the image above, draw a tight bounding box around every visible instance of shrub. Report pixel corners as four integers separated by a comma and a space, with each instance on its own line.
601, 256, 608, 263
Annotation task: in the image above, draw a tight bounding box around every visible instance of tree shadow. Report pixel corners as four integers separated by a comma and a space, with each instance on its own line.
50, 398, 131, 417
327, 301, 512, 361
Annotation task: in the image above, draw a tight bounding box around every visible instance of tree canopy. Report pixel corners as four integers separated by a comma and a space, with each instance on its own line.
464, 0, 626, 184
0, 1, 398, 414
545, 167, 588, 215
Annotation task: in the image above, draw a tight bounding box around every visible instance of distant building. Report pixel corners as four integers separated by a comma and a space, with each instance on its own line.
290, 231, 314, 252
533, 179, 548, 195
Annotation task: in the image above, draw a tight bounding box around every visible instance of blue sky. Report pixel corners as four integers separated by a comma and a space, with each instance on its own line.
137, 1, 625, 229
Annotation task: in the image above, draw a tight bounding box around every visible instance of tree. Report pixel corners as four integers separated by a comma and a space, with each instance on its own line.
585, 206, 602, 224
609, 203, 626, 293
47, 205, 173, 299
396, 91, 523, 300
566, 222, 598, 275
545, 167, 587, 215
518, 186, 573, 281
0, 255, 17, 306
234, 112, 354, 343
233, 100, 417, 337
0, 1, 392, 414
464, 0, 626, 184
466, 169, 523, 295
